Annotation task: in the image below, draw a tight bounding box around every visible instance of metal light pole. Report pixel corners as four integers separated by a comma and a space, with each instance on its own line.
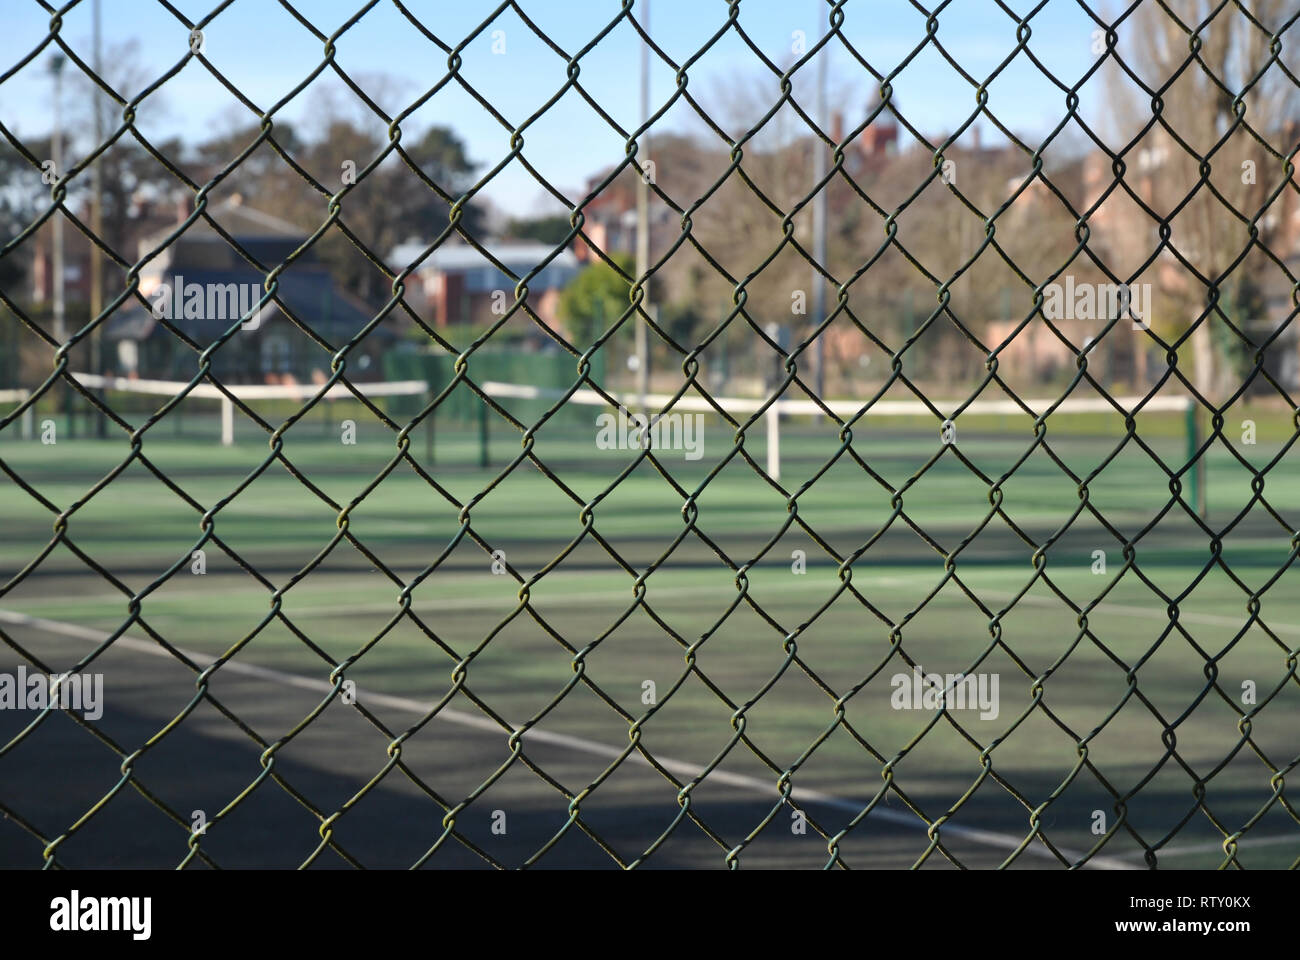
91, 0, 106, 436
812, 1, 828, 398
50, 53, 68, 433
635, 0, 650, 411
50, 54, 66, 348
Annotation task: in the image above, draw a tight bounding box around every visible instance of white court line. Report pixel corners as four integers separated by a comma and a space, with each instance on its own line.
0, 576, 876, 619
286, 577, 876, 618
292, 584, 1300, 636
0, 607, 1134, 869
1115, 833, 1299, 860
20, 574, 1296, 640
982, 590, 1300, 636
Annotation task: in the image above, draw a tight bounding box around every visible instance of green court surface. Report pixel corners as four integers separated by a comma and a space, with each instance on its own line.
1, 402, 1297, 868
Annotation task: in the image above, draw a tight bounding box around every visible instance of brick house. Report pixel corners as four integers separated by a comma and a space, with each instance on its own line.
389, 239, 580, 332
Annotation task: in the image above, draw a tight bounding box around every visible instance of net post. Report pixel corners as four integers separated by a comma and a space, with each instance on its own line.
221, 395, 234, 447
21, 390, 32, 440
424, 388, 433, 465
766, 401, 781, 481
1186, 399, 1206, 519
478, 395, 489, 468
64, 378, 74, 441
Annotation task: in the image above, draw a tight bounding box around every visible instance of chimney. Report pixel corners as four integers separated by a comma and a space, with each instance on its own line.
830, 110, 843, 145
175, 193, 190, 225
32, 240, 47, 303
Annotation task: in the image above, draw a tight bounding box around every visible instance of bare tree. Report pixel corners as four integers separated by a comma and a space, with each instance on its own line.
1102, 1, 1300, 400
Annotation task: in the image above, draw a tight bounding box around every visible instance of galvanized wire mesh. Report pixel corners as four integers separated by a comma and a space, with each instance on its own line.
1, 0, 1298, 869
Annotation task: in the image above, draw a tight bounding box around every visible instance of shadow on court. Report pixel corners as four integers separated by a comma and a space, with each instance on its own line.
0, 619, 1056, 870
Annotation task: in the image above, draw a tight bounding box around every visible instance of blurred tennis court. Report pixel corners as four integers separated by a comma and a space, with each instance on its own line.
2, 386, 1297, 868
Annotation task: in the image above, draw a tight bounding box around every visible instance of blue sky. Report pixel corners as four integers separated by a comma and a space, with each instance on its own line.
1, 0, 1111, 216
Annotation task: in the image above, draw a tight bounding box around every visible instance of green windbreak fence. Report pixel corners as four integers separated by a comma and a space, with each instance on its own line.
385, 348, 607, 429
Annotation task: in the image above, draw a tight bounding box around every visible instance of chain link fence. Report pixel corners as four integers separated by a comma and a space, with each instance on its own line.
0, 0, 1298, 869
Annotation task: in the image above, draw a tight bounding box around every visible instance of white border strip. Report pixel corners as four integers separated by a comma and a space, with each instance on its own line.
68, 373, 428, 401
0, 389, 33, 440
482, 380, 1192, 419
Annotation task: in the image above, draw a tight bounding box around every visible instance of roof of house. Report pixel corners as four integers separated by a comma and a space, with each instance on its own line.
105, 265, 395, 346
115, 196, 394, 346
138, 194, 302, 248
389, 241, 579, 275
